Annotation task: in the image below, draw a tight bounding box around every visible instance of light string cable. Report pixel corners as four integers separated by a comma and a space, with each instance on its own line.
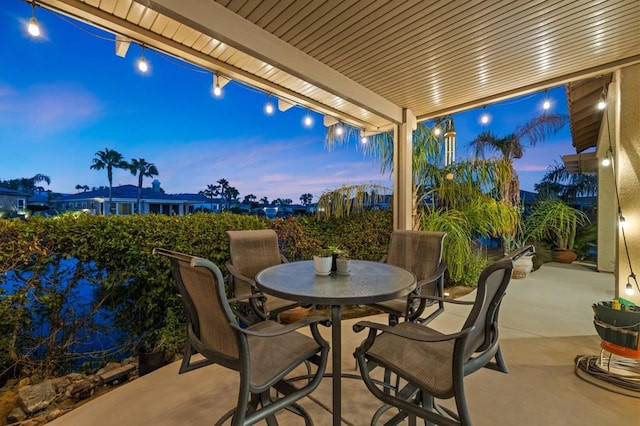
604, 108, 638, 293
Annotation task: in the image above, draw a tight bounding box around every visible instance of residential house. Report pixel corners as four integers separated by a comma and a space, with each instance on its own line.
54, 180, 209, 216
0, 186, 30, 216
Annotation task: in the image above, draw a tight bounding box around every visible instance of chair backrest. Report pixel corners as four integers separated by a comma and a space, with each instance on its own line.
155, 248, 241, 365
386, 230, 446, 294
226, 229, 283, 297
460, 256, 513, 363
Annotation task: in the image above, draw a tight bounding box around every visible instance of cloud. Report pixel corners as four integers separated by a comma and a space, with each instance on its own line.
0, 82, 102, 136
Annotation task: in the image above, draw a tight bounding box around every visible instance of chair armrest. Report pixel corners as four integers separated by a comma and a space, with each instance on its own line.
353, 320, 473, 343
230, 316, 331, 337
379, 254, 388, 263
227, 294, 265, 304
420, 295, 475, 305
225, 261, 259, 291
280, 254, 289, 264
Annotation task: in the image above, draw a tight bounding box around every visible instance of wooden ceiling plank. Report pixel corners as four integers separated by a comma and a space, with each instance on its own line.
112, 0, 133, 19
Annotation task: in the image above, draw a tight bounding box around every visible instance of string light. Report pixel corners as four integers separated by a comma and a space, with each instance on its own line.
626, 273, 638, 296
542, 89, 551, 110
213, 73, 222, 97
303, 109, 313, 128
264, 95, 274, 115
27, 3, 41, 37
137, 46, 149, 73
480, 106, 490, 125
597, 80, 607, 110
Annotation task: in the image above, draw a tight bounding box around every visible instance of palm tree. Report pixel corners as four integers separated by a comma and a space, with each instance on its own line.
200, 184, 217, 211
128, 158, 159, 214
90, 148, 126, 215
468, 113, 567, 205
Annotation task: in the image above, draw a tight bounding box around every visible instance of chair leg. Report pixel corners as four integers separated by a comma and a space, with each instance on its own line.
494, 346, 509, 373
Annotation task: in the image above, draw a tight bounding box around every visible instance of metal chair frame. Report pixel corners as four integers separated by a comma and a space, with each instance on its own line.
354, 245, 534, 425
154, 248, 330, 426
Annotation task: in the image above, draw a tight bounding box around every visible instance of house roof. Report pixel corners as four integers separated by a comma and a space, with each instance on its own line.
0, 186, 31, 197
60, 185, 209, 203
36, 0, 640, 136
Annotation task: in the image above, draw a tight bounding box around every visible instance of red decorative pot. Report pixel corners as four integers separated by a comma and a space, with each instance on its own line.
554, 249, 577, 263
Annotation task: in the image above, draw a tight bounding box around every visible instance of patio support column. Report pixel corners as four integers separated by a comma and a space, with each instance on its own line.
393, 108, 415, 231
614, 64, 640, 303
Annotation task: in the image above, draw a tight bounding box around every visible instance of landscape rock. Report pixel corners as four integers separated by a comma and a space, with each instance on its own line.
0, 390, 19, 423
98, 365, 136, 385
66, 379, 94, 401
45, 408, 68, 422
7, 406, 27, 423
18, 381, 56, 414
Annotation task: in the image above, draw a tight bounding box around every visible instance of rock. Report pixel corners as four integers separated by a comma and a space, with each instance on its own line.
66, 373, 83, 382
95, 361, 121, 376
7, 406, 26, 423
46, 408, 68, 421
51, 377, 71, 393
18, 381, 56, 414
17, 378, 30, 389
67, 379, 94, 401
99, 365, 136, 385
0, 390, 19, 423
121, 356, 137, 366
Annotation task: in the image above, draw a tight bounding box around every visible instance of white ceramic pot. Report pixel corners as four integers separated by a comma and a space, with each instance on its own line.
313, 256, 333, 276
512, 254, 534, 279
336, 259, 351, 275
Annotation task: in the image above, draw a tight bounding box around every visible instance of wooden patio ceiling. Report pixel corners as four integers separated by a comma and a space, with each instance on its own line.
36, 0, 640, 149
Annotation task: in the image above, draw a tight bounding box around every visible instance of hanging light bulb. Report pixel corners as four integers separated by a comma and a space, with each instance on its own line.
303, 110, 313, 128
212, 73, 222, 97
433, 126, 442, 136
626, 282, 634, 296
360, 129, 368, 144
480, 106, 490, 125
597, 87, 607, 110
264, 96, 274, 115
619, 215, 626, 229
335, 122, 344, 136
27, 3, 40, 37
601, 157, 611, 167
542, 89, 551, 111
137, 46, 149, 73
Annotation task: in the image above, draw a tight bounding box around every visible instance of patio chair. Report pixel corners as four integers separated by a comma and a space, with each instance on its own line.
353, 245, 534, 426
154, 248, 330, 426
226, 229, 300, 322
368, 230, 447, 325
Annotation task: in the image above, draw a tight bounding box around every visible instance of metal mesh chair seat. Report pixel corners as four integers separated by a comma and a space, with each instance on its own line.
365, 322, 455, 398
247, 320, 323, 390
154, 248, 330, 426
369, 230, 447, 325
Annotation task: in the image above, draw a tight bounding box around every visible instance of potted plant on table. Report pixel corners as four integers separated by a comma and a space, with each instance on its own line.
336, 250, 351, 275
313, 248, 334, 276
524, 198, 590, 264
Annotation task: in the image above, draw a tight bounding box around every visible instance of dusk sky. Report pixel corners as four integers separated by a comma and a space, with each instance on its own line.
1, 2, 576, 203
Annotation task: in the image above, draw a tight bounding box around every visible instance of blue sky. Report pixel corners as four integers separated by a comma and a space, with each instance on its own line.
1, 2, 575, 203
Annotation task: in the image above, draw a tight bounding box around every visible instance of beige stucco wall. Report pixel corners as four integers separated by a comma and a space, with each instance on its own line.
615, 64, 640, 304
597, 88, 617, 273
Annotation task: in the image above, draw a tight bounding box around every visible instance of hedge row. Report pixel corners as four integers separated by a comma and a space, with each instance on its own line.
0, 211, 392, 378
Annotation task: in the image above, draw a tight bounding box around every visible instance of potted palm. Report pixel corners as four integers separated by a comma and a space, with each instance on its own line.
524, 198, 590, 264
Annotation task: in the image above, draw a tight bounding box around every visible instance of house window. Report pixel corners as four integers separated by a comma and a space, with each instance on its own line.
17, 198, 25, 209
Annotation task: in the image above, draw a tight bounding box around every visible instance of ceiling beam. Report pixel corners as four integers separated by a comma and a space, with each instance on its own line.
147, 0, 403, 125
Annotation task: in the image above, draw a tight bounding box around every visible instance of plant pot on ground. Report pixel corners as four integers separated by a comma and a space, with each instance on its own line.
136, 308, 186, 376
524, 198, 589, 264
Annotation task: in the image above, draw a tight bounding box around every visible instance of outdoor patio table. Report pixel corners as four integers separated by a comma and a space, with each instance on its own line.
255, 260, 416, 426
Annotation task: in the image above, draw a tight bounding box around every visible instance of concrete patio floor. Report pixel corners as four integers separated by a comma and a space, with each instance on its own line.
49, 262, 639, 425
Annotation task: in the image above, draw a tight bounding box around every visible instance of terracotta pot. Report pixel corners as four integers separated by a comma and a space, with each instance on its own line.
554, 249, 577, 264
